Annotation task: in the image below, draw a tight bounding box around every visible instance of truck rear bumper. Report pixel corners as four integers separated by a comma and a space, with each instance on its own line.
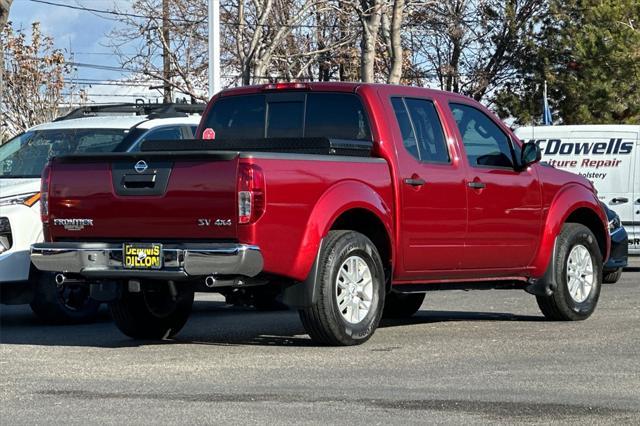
30, 242, 263, 280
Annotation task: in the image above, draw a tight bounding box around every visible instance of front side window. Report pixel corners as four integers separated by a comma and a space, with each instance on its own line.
391, 97, 449, 163
450, 103, 514, 168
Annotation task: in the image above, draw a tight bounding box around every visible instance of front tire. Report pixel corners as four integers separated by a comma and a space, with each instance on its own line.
109, 280, 194, 339
536, 223, 602, 321
29, 272, 100, 324
299, 231, 385, 346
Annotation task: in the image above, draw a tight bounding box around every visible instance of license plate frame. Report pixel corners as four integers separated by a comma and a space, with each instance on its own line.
122, 243, 163, 270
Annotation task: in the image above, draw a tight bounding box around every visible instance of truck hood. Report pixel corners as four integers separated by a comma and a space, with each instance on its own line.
0, 178, 41, 199
537, 162, 596, 191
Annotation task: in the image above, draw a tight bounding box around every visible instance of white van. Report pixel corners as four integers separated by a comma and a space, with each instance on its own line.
514, 125, 639, 255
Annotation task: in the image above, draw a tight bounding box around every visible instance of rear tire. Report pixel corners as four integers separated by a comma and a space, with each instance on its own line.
109, 280, 194, 339
299, 231, 385, 346
29, 272, 100, 324
602, 268, 622, 284
383, 292, 425, 319
536, 223, 602, 321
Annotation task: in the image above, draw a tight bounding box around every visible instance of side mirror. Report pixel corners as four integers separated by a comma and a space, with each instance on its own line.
520, 141, 542, 169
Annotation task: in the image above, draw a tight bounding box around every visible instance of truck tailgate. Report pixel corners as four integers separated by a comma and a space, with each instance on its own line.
48, 152, 239, 240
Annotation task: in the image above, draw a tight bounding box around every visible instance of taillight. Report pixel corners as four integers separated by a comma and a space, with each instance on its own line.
40, 162, 51, 223
237, 163, 265, 224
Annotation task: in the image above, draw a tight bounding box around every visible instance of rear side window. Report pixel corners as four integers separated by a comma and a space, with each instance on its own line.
391, 97, 449, 163
129, 126, 185, 152
391, 98, 419, 158
203, 93, 371, 140
143, 126, 183, 142
450, 103, 514, 168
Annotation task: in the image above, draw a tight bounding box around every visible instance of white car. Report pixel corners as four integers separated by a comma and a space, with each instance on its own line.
0, 104, 203, 322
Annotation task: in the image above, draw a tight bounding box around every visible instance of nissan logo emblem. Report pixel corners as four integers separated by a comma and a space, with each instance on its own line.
134, 160, 148, 173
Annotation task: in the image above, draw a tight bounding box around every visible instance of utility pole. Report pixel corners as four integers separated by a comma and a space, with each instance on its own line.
162, 0, 172, 103
208, 0, 221, 98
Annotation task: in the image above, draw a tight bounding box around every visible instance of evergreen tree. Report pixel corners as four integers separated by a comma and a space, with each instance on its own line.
494, 0, 640, 125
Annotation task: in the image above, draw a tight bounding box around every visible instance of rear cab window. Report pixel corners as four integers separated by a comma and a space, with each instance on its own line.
202, 93, 371, 141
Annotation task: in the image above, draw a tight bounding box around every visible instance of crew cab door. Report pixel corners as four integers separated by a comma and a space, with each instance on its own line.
388, 96, 467, 279
448, 102, 543, 271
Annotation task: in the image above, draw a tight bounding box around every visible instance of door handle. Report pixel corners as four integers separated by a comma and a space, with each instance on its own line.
467, 181, 486, 189
611, 197, 629, 204
404, 177, 426, 187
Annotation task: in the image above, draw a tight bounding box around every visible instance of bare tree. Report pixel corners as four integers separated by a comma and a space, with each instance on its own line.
0, 0, 10, 31
1, 23, 70, 140
1, 0, 14, 115
349, 0, 384, 82
227, 0, 335, 85
408, 0, 545, 101
109, 0, 209, 102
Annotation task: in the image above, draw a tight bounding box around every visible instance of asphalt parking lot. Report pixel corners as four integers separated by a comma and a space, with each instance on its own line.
1, 267, 639, 425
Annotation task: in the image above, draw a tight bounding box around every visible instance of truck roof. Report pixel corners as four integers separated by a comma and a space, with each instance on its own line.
217, 82, 453, 99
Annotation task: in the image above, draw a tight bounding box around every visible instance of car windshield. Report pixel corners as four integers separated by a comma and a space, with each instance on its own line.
0, 128, 128, 178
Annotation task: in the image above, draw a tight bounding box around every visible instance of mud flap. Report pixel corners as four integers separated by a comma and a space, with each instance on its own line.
525, 238, 558, 297
281, 239, 323, 308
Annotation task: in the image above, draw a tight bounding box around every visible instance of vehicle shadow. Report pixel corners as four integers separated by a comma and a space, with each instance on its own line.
0, 299, 545, 348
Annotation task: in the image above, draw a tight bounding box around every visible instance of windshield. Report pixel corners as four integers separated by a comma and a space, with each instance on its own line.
0, 128, 128, 178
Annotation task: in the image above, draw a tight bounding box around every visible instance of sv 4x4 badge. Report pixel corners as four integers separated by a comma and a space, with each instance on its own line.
198, 218, 232, 226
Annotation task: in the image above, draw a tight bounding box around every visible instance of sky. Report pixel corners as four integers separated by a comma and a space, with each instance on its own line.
8, 0, 165, 103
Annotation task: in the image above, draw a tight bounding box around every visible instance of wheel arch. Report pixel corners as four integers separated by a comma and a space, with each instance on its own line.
565, 207, 608, 260
282, 181, 394, 308
330, 207, 393, 285
531, 184, 609, 277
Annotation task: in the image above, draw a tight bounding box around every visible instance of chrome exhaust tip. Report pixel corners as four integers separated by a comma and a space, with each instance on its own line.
205, 275, 216, 288
54, 273, 65, 286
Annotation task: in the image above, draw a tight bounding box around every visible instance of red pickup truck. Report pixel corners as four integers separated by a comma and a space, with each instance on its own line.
31, 83, 609, 345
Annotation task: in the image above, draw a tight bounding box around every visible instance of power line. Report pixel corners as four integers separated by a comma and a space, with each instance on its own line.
26, 0, 201, 23
25, 0, 353, 29
61, 93, 161, 98
73, 52, 139, 56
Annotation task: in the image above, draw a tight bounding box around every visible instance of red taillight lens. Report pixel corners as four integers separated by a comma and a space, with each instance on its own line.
40, 162, 51, 223
237, 163, 265, 224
